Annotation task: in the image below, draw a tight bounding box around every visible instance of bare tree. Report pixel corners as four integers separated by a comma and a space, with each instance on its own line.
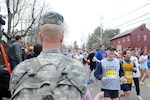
5, 0, 50, 39
5, 0, 21, 36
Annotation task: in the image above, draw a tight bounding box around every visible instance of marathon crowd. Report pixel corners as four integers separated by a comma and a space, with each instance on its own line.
56, 45, 150, 100
1, 11, 150, 100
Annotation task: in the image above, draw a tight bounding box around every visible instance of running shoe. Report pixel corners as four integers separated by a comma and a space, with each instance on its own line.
132, 83, 135, 87
136, 96, 144, 100
86, 79, 94, 84
142, 80, 146, 84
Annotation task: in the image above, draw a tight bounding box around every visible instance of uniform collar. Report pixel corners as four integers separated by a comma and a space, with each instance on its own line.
41, 49, 61, 54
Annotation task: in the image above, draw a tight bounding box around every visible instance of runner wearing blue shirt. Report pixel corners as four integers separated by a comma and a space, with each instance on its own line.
94, 50, 107, 62
92, 45, 108, 100
147, 50, 150, 77
67, 50, 73, 58
93, 45, 107, 63
147, 50, 150, 69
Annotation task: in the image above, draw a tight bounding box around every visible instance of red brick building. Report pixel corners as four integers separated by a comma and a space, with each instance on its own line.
110, 24, 150, 53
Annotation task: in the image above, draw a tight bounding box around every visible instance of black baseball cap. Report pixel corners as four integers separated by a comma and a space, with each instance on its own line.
130, 48, 135, 51
106, 46, 116, 51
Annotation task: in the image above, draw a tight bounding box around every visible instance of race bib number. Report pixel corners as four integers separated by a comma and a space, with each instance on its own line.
106, 70, 117, 78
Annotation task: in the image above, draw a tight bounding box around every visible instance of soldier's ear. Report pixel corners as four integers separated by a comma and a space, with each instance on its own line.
60, 34, 64, 43
39, 32, 43, 41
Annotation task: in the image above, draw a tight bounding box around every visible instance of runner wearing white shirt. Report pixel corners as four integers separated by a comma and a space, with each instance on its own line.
139, 50, 149, 84
74, 51, 83, 63
130, 48, 143, 100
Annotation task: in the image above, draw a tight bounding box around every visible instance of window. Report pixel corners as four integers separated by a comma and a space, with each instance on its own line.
137, 35, 140, 41
144, 46, 147, 49
123, 37, 125, 42
127, 36, 129, 41
144, 35, 147, 41
118, 39, 120, 44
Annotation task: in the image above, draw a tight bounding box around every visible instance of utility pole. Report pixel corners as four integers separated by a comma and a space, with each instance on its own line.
82, 32, 85, 50
100, 15, 103, 45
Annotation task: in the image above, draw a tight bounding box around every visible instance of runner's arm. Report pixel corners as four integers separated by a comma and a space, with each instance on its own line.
132, 62, 137, 72
119, 60, 124, 77
94, 62, 103, 80
93, 56, 100, 62
93, 51, 101, 62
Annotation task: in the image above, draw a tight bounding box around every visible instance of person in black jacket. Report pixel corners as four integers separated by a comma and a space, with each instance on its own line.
0, 15, 11, 99
86, 49, 97, 84
87, 49, 97, 74
33, 44, 42, 57
0, 68, 11, 100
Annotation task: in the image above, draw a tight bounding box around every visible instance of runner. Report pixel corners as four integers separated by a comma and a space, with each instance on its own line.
147, 50, 150, 76
87, 49, 97, 75
93, 45, 107, 100
67, 49, 73, 58
94, 46, 126, 100
74, 50, 83, 63
86, 49, 97, 84
139, 50, 149, 84
93, 44, 107, 64
130, 48, 143, 100
121, 48, 137, 100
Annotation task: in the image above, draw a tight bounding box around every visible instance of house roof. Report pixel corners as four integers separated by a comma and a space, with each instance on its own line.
110, 24, 145, 40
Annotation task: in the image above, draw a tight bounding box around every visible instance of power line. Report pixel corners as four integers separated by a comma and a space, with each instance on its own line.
103, 3, 150, 24
113, 12, 150, 28
116, 17, 150, 29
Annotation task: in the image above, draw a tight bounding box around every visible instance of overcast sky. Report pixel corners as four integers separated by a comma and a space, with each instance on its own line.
45, 0, 150, 47
1, 0, 150, 47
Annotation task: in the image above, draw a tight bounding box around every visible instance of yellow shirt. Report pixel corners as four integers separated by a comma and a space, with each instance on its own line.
122, 60, 134, 84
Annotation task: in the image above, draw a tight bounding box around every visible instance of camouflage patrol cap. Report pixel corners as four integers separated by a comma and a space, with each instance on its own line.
41, 12, 64, 26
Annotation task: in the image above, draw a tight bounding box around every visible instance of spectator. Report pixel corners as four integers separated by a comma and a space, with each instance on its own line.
26, 46, 34, 59
33, 44, 42, 57
8, 35, 23, 70
0, 68, 11, 100
10, 11, 91, 100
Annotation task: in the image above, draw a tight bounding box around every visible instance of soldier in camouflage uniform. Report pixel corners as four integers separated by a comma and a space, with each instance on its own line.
10, 12, 91, 100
